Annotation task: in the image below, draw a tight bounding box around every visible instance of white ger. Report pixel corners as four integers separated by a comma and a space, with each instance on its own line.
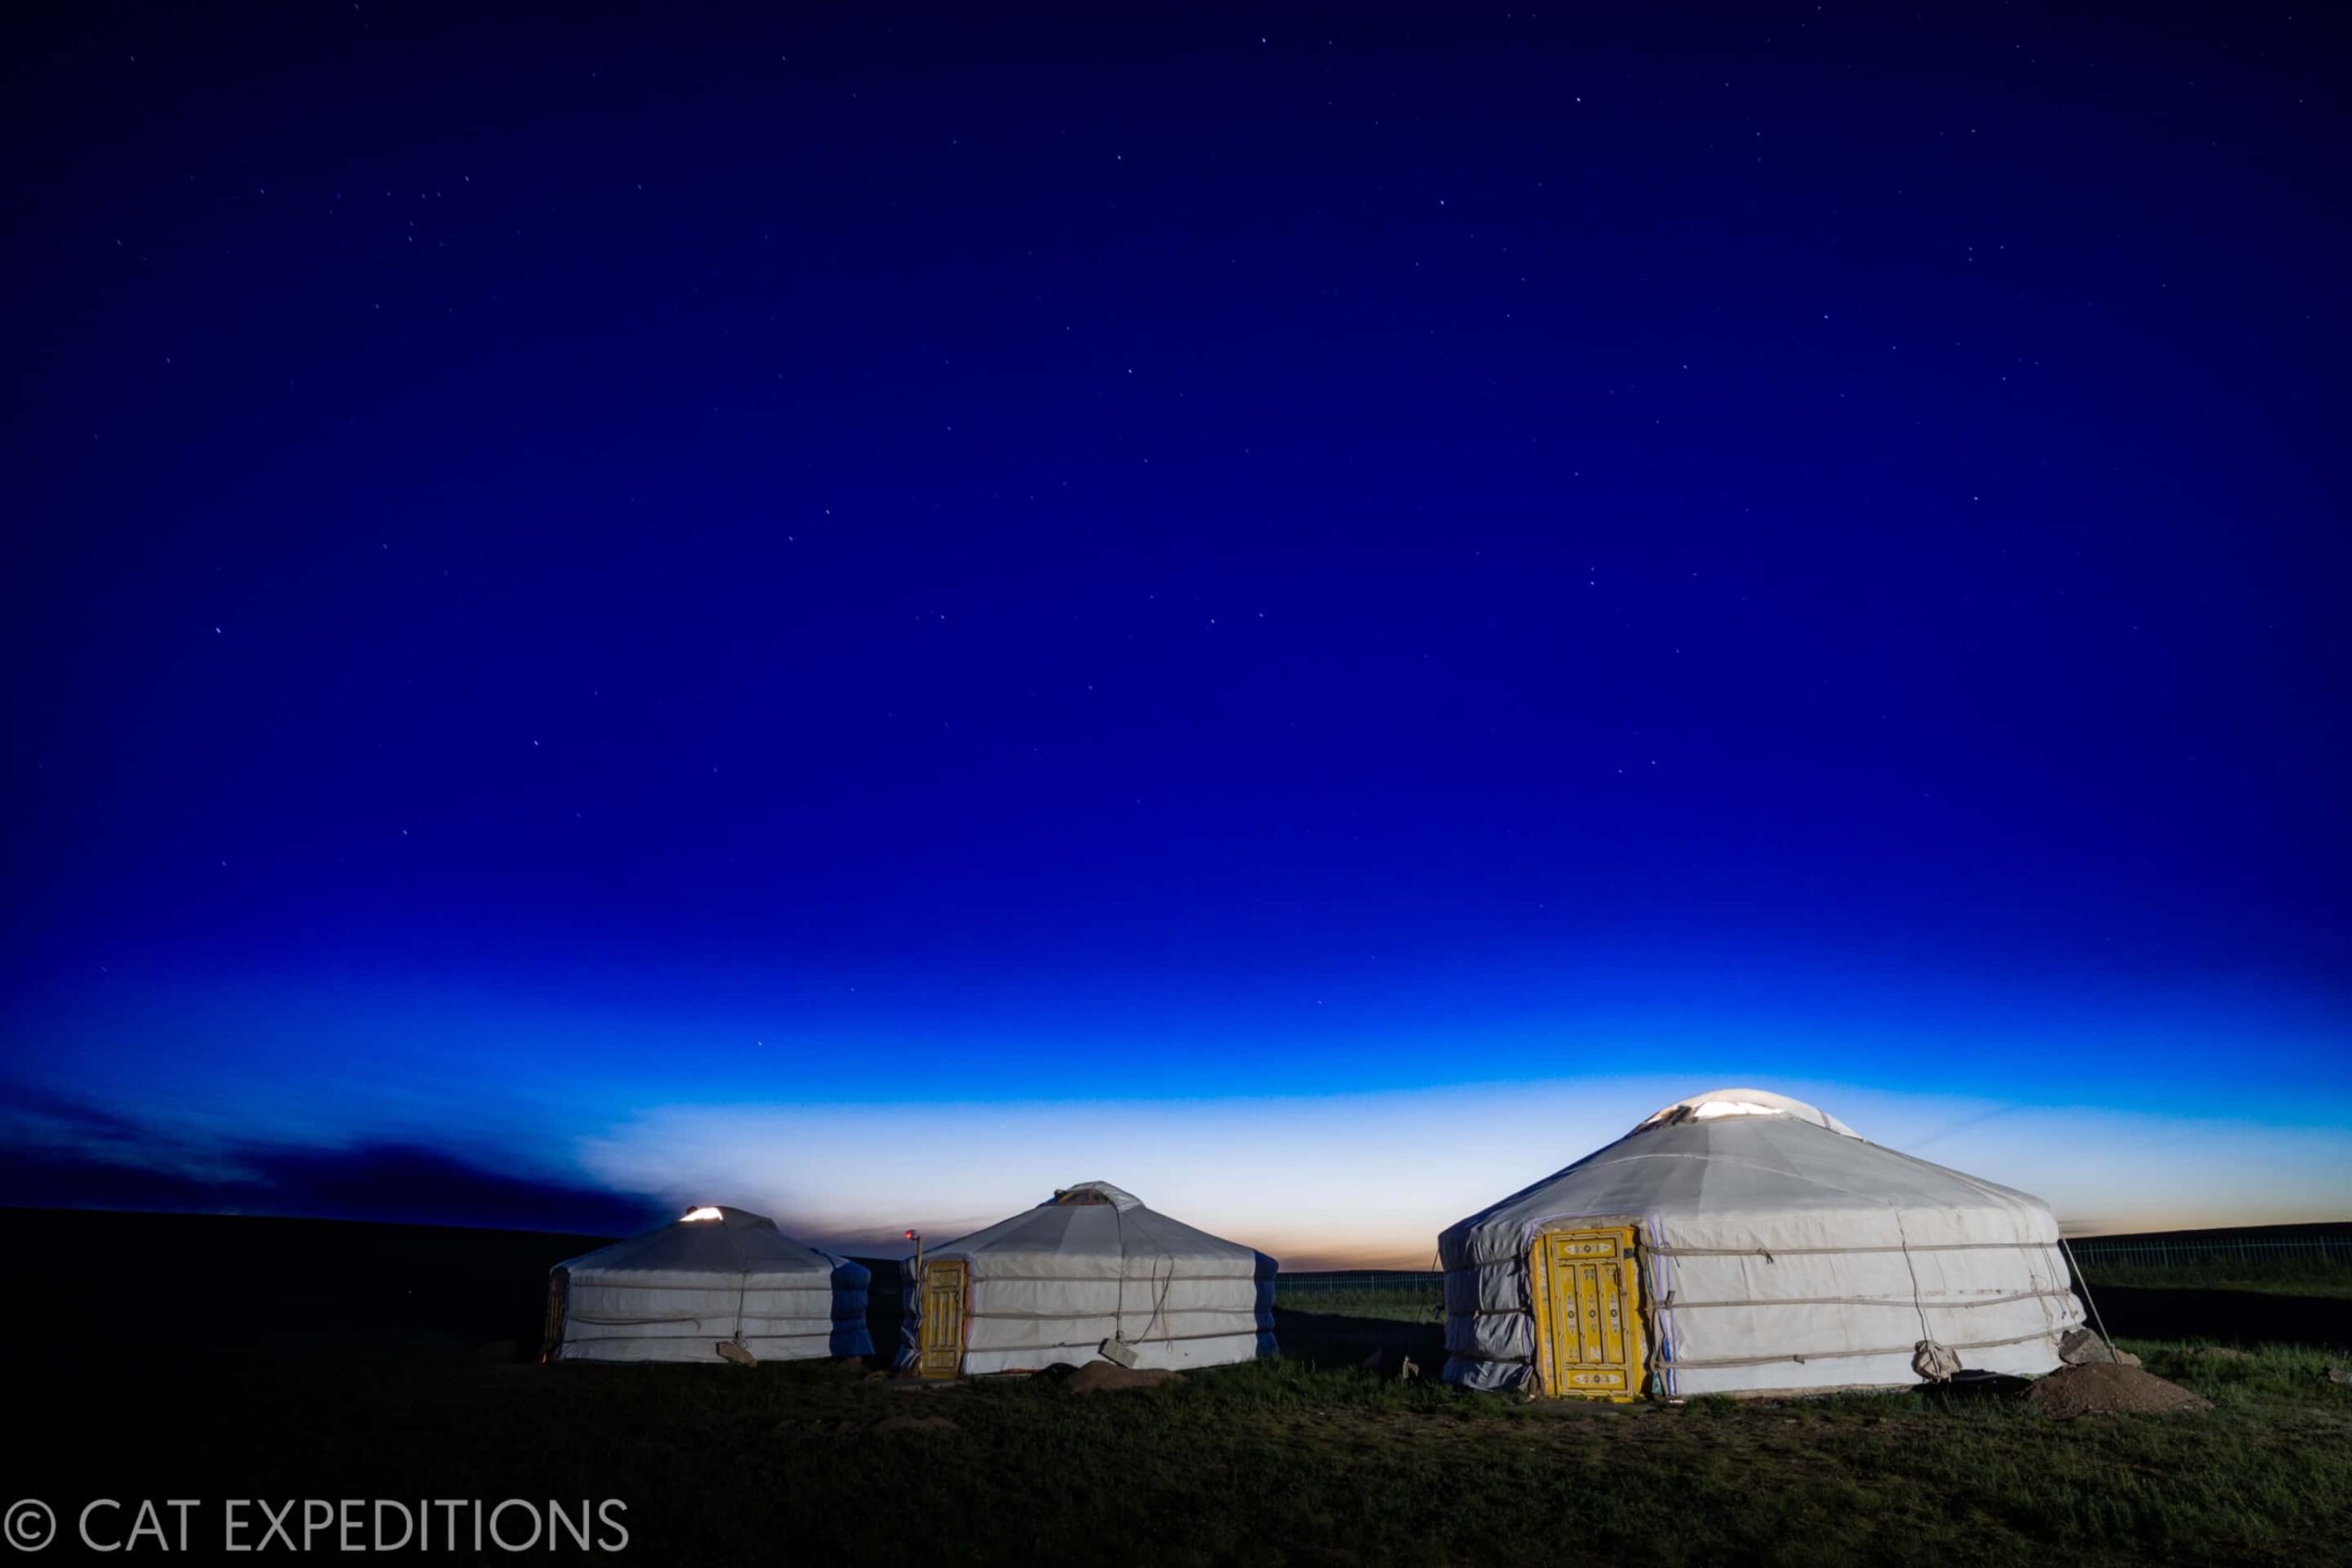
544, 1205, 875, 1364
902, 1180, 1278, 1377
1440, 1089, 2086, 1398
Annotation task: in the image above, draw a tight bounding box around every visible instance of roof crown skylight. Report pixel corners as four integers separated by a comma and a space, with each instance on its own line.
1632, 1088, 1860, 1138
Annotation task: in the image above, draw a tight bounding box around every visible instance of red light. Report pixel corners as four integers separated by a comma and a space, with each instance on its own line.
903, 1229, 917, 1239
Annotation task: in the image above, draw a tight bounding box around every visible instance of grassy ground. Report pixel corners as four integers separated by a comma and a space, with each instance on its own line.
1274, 1286, 1442, 1321
9, 1216, 2346, 1564
17, 1318, 2347, 1566
2075, 1257, 2352, 1298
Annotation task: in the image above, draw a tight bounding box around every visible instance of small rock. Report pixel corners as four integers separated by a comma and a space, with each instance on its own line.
1912, 1340, 1963, 1381
715, 1340, 757, 1367
2188, 1347, 2251, 1362
2327, 1366, 2350, 1386
2056, 1328, 2140, 1368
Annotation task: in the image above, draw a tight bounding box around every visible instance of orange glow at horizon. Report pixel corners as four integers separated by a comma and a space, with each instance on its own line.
579, 1077, 2352, 1264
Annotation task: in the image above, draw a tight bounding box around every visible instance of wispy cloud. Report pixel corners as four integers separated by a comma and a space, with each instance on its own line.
0, 1081, 663, 1235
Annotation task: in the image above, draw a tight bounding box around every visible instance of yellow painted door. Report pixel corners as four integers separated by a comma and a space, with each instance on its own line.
1532, 1226, 1644, 1399
917, 1258, 968, 1379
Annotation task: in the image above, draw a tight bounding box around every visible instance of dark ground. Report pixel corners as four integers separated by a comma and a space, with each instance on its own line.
4, 1210, 2347, 1565
2077, 1284, 2347, 1347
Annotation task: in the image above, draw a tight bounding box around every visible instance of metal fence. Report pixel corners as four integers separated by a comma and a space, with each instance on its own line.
1274, 1236, 2351, 1292
2064, 1235, 2352, 1269
1276, 1272, 1442, 1295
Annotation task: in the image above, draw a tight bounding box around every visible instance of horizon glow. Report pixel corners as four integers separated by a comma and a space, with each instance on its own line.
9, 973, 2347, 1262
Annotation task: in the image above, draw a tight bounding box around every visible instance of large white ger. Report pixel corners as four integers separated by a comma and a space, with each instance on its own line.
1440, 1089, 2084, 1398
545, 1205, 875, 1364
903, 1180, 1277, 1377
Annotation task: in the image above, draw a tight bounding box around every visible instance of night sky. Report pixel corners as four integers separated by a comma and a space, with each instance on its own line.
6, 3, 2348, 1262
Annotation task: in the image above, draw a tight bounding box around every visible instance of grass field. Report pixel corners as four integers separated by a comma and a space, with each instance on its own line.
1273, 1286, 1441, 1321
16, 1320, 2347, 1566
2074, 1257, 2352, 1299
9, 1213, 2348, 1564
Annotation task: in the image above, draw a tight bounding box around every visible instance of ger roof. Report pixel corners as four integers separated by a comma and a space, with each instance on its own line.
934, 1180, 1263, 1275
1442, 1089, 2054, 1262
557, 1204, 848, 1284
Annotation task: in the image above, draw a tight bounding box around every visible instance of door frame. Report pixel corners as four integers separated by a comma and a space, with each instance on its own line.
540, 1269, 570, 1361
916, 1258, 969, 1379
1528, 1224, 1645, 1400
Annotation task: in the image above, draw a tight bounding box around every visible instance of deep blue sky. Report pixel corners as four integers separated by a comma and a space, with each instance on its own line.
5, 3, 2348, 1254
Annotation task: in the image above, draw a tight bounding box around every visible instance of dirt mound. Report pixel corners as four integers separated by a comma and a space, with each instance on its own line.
1066, 1363, 1178, 1394
2027, 1363, 2211, 1417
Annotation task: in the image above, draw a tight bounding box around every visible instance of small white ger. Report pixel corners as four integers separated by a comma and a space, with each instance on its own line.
545, 1204, 874, 1364
899, 1180, 1278, 1378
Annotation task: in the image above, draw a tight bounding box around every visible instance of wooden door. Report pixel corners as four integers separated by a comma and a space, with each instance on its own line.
1532, 1226, 1644, 1399
917, 1258, 968, 1379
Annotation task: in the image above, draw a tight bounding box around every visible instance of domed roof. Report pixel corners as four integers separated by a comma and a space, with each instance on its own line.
1632, 1087, 1860, 1138
556, 1204, 850, 1284
937, 1181, 1260, 1272
1046, 1180, 1143, 1211
1442, 1088, 2053, 1267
